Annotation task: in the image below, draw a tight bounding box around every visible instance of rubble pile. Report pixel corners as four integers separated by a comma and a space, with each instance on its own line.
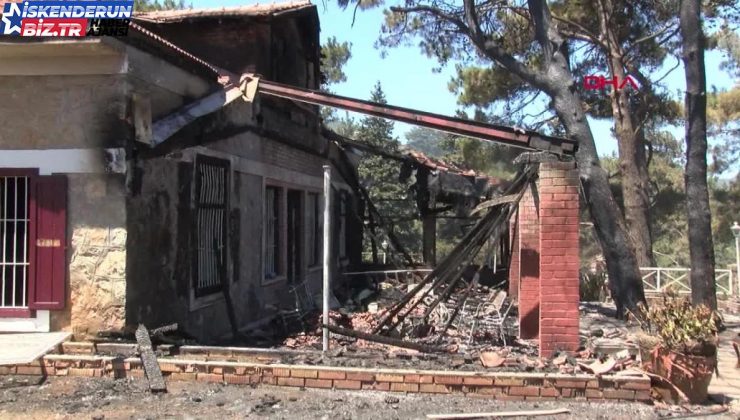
280, 270, 514, 351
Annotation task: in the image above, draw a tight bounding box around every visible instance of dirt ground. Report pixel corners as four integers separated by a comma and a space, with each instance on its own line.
0, 375, 735, 420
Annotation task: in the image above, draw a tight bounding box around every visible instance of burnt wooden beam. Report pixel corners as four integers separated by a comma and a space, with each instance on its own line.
324, 324, 445, 353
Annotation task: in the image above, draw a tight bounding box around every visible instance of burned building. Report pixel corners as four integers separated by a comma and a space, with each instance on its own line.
0, 1, 362, 342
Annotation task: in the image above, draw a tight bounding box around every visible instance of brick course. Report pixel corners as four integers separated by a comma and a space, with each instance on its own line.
518, 186, 540, 339
538, 161, 580, 358
1, 353, 651, 403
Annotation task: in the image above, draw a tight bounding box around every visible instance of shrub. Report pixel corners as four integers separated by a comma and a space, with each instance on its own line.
580, 270, 607, 302
637, 294, 718, 355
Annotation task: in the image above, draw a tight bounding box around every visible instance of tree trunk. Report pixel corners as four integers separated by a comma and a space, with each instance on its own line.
551, 84, 647, 318
680, 0, 717, 310
609, 70, 654, 267
525, 0, 647, 317
596, 0, 655, 267
403, 0, 649, 317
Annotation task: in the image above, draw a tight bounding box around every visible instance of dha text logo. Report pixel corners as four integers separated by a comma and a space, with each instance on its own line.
583, 75, 639, 91
1, 1, 133, 37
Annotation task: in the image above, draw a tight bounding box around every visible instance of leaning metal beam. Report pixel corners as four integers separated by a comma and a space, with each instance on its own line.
148, 76, 260, 146
256, 79, 577, 155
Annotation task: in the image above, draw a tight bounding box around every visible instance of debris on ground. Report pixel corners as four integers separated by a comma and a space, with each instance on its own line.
3, 375, 726, 419
425, 407, 571, 419
134, 324, 166, 394
479, 351, 506, 368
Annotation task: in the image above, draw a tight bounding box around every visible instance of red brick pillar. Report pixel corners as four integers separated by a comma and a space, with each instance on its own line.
508, 212, 520, 300
539, 161, 580, 358
518, 185, 540, 339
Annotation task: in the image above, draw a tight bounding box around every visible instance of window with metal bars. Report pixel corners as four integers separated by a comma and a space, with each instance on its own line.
193, 156, 229, 297
264, 186, 281, 280
0, 176, 30, 309
306, 192, 320, 267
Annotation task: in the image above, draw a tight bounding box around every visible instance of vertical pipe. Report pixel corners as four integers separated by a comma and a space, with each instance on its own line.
322, 165, 332, 353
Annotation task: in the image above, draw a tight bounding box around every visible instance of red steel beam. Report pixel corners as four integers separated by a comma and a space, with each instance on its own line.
256, 80, 577, 155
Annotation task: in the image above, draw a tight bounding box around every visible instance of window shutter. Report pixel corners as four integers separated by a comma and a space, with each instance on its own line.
29, 175, 67, 310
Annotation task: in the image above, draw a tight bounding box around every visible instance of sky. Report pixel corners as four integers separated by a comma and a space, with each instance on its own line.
192, 0, 738, 158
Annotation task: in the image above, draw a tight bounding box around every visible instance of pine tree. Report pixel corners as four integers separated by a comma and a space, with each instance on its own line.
356, 82, 421, 259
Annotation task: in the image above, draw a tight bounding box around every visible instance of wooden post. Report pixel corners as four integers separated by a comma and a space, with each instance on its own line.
322, 165, 332, 353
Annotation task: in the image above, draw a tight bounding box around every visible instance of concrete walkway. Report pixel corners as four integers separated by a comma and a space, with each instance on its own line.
709, 321, 740, 404
0, 332, 70, 365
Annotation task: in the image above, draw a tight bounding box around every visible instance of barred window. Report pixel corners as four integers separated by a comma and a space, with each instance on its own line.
194, 156, 228, 297
306, 192, 320, 267
265, 186, 281, 279
0, 176, 30, 309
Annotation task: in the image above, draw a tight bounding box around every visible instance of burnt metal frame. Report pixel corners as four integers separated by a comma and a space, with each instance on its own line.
192, 155, 230, 298
257, 79, 578, 155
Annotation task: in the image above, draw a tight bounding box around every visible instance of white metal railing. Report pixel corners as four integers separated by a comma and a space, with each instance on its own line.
640, 267, 736, 296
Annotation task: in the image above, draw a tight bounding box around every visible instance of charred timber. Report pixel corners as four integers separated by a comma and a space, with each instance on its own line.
324, 324, 446, 353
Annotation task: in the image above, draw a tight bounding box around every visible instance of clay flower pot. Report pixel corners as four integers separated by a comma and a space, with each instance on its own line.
641, 342, 717, 404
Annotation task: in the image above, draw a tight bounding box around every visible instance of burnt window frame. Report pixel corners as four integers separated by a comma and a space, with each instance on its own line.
306, 191, 321, 268
264, 184, 283, 282
192, 155, 229, 298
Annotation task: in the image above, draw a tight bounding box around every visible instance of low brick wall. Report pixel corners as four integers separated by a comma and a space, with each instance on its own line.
1, 353, 652, 402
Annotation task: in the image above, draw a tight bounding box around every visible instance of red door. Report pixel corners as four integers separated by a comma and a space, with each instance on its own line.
0, 170, 66, 317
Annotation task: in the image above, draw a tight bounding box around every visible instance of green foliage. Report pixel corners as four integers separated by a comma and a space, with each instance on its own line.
707, 85, 740, 174
326, 111, 360, 138
638, 294, 718, 353
355, 83, 422, 257
714, 28, 740, 78
591, 128, 740, 270
319, 37, 352, 123
402, 125, 518, 260
405, 127, 446, 157
580, 271, 607, 302
448, 66, 530, 109
321, 37, 352, 86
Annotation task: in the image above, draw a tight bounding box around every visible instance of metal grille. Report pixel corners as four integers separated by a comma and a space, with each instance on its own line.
194, 157, 228, 297
1, 176, 30, 308
306, 192, 319, 266
265, 186, 280, 279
